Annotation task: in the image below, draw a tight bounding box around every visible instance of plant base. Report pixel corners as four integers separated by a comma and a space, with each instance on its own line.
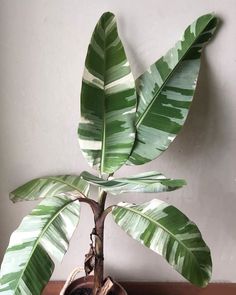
63, 276, 127, 295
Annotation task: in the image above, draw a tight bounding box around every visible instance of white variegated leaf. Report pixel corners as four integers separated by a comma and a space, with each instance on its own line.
10, 175, 89, 202
0, 194, 80, 295
81, 171, 186, 195
78, 12, 136, 174
128, 14, 218, 165
112, 199, 212, 287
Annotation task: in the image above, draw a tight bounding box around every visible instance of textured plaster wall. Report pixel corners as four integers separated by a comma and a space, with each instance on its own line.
0, 0, 235, 283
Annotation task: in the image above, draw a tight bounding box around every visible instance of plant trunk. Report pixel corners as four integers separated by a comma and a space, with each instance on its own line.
93, 215, 104, 295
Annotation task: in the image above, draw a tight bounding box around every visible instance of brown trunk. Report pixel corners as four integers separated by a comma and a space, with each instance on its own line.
77, 196, 105, 294
79, 191, 108, 295
93, 218, 104, 295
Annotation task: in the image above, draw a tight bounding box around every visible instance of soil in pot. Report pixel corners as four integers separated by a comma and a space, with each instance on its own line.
71, 288, 115, 295
64, 276, 125, 295
71, 288, 92, 295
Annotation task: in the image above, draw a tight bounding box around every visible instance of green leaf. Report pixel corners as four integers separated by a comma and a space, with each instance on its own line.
0, 194, 80, 295
78, 12, 136, 174
10, 175, 89, 202
112, 199, 212, 287
81, 171, 186, 195
128, 14, 218, 165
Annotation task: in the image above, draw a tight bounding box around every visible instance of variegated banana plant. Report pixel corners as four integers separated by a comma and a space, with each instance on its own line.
0, 11, 218, 295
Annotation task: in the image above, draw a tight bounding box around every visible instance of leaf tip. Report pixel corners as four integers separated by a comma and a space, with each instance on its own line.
182, 179, 187, 186
9, 192, 17, 203
194, 273, 212, 288
100, 11, 115, 21
197, 13, 219, 32
99, 11, 116, 31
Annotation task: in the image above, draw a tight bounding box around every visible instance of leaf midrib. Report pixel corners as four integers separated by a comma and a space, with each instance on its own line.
48, 177, 85, 194
82, 172, 185, 187
135, 16, 214, 128
100, 19, 108, 174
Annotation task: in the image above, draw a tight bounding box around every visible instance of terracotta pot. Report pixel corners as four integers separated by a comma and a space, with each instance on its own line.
64, 275, 127, 295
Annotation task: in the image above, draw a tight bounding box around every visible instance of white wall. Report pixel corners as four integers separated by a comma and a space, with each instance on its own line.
0, 0, 235, 283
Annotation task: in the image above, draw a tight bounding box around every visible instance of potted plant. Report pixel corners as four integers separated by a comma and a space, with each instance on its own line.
0, 11, 218, 295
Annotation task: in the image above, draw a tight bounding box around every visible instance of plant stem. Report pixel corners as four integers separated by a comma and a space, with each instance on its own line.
93, 214, 105, 295
92, 189, 108, 295
98, 189, 107, 209
80, 195, 114, 294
